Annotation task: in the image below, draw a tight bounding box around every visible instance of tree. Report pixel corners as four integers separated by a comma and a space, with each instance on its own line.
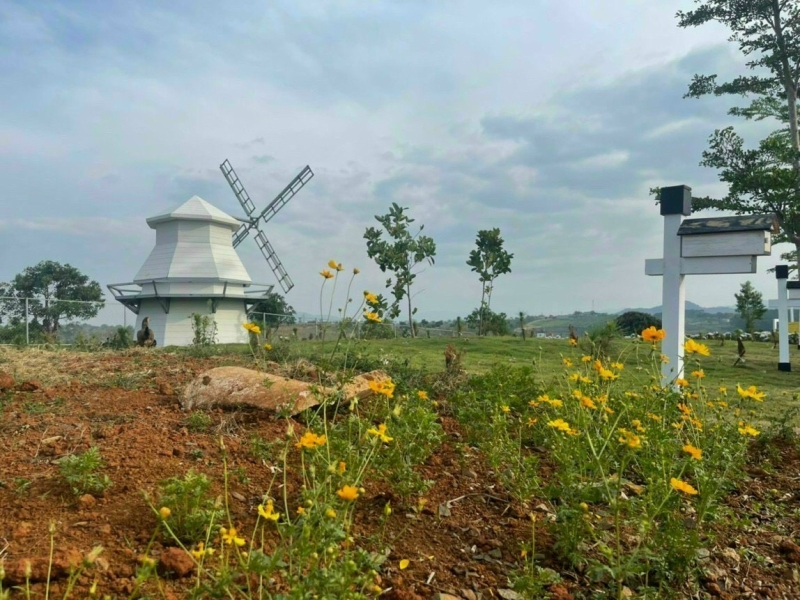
518, 311, 527, 340
675, 1, 800, 275
364, 203, 436, 337
465, 307, 510, 336
466, 228, 513, 335
0, 261, 104, 335
615, 311, 662, 336
249, 292, 296, 332
734, 281, 767, 334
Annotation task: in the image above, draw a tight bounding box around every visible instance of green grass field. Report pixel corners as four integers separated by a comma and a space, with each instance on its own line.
277, 336, 800, 422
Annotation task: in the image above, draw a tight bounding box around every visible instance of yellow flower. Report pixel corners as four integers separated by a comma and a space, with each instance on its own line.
399, 559, 410, 570
368, 379, 395, 398
646, 412, 662, 422
631, 419, 646, 433
593, 359, 603, 372
670, 478, 698, 496
580, 376, 592, 384
677, 403, 692, 415
417, 390, 429, 400
320, 269, 334, 279
353, 267, 360, 274
547, 418, 579, 436
568, 373, 580, 382
243, 322, 262, 335
328, 259, 344, 271
603, 406, 615, 415
572, 390, 583, 399
296, 431, 327, 449
537, 395, 563, 408
684, 338, 710, 356
736, 384, 765, 402
682, 444, 702, 460
569, 338, 578, 347
717, 401, 728, 408
338, 461, 347, 473
263, 343, 273, 351
364, 311, 382, 323
258, 500, 280, 522
562, 358, 574, 368
691, 370, 705, 379
159, 506, 171, 519
642, 326, 666, 343
337, 485, 360, 502
580, 396, 597, 410
220, 526, 246, 547
599, 368, 619, 381
660, 354, 670, 364
500, 405, 511, 413
676, 378, 689, 388
367, 423, 393, 443
581, 355, 592, 363
618, 428, 642, 449
610, 362, 624, 371
364, 292, 379, 305
325, 508, 337, 518
719, 386, 727, 395
738, 422, 760, 437
297, 506, 307, 516
526, 417, 538, 427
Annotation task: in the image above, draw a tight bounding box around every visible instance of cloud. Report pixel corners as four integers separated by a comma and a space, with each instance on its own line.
252, 154, 275, 164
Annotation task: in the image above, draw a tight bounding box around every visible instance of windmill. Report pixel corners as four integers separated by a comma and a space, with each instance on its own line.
220, 159, 314, 293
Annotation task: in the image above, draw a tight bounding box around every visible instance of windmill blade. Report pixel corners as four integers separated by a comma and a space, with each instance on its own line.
254, 228, 294, 293
220, 159, 258, 247
258, 166, 313, 224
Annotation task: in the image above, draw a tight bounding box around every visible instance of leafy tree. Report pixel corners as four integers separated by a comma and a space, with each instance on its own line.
364, 203, 436, 337
675, 1, 800, 274
615, 311, 662, 336
250, 292, 296, 328
0, 261, 104, 334
734, 280, 767, 334
465, 307, 510, 336
466, 228, 513, 335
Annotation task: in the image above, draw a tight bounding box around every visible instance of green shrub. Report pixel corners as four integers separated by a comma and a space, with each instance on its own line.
59, 447, 112, 496
157, 470, 223, 544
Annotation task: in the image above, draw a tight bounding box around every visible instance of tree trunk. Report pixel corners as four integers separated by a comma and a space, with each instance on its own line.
478, 284, 486, 336
407, 283, 414, 338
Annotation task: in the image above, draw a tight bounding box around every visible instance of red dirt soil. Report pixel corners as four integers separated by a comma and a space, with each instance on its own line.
0, 349, 798, 599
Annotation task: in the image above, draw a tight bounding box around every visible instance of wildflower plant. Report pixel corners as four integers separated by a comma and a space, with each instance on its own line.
59, 446, 112, 496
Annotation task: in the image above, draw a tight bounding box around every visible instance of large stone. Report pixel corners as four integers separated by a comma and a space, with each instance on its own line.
181, 366, 390, 414
0, 371, 14, 392
3, 549, 83, 584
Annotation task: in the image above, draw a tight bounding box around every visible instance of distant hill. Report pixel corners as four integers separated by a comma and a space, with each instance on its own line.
619, 302, 735, 316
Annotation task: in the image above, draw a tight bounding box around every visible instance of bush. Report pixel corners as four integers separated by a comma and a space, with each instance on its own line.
615, 311, 661, 336
158, 470, 223, 544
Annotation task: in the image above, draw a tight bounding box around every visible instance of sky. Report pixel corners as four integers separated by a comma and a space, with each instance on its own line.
0, 0, 787, 325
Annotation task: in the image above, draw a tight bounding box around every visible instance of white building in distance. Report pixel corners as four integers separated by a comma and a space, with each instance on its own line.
109, 196, 272, 346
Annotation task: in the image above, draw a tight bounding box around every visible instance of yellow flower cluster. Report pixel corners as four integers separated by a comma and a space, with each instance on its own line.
618, 429, 642, 449
547, 418, 579, 436
367, 423, 393, 443
737, 384, 765, 402
684, 338, 710, 356
296, 431, 327, 449
258, 500, 281, 522
368, 378, 395, 398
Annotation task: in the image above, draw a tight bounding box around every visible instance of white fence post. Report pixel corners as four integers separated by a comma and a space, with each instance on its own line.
24, 298, 29, 345
776, 265, 791, 371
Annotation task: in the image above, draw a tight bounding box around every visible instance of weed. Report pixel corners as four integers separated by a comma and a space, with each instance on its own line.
157, 469, 223, 544
185, 411, 212, 433
59, 447, 112, 496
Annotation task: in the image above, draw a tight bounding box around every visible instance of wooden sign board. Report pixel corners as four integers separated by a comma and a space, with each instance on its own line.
645, 256, 756, 276
677, 215, 776, 258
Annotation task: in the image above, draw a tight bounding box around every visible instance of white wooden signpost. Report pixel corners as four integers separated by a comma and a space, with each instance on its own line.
769, 265, 798, 371
645, 185, 777, 385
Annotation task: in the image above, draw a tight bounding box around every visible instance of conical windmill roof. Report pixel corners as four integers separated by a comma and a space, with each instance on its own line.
147, 195, 241, 228
134, 196, 251, 283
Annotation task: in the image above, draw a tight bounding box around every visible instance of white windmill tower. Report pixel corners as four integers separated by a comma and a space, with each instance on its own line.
109, 160, 313, 346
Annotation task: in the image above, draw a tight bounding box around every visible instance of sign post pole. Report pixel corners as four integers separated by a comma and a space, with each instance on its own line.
776, 265, 791, 372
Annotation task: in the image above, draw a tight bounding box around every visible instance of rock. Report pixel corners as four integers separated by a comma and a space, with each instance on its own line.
778, 539, 800, 564
720, 547, 740, 564
158, 382, 174, 396
461, 590, 478, 600
3, 549, 82, 584
181, 366, 390, 415
18, 380, 42, 392
78, 494, 97, 509
497, 590, 521, 600
231, 491, 246, 502
432, 595, 462, 600
12, 522, 32, 539
704, 582, 723, 597
157, 547, 194, 578
548, 585, 574, 600
0, 371, 14, 391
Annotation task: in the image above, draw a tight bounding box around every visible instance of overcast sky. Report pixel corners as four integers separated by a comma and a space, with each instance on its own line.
0, 0, 786, 324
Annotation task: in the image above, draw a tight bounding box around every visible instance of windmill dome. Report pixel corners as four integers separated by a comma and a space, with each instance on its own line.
134, 196, 251, 284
